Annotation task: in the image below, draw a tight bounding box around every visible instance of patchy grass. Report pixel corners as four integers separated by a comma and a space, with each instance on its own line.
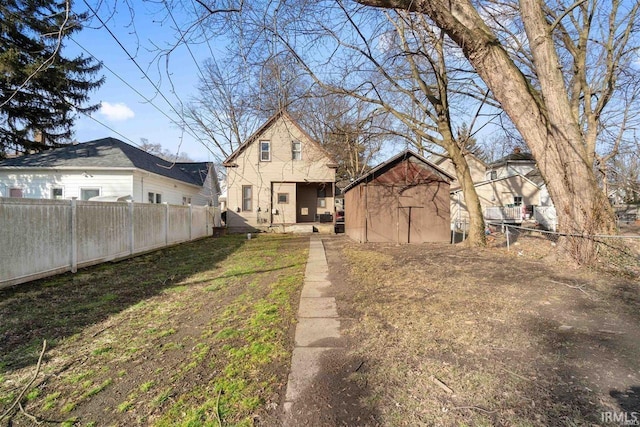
0, 234, 308, 426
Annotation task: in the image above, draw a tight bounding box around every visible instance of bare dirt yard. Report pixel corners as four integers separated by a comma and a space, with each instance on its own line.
321, 226, 640, 426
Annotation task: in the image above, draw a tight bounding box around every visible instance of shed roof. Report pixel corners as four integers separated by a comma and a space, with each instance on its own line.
344, 150, 455, 193
0, 137, 212, 186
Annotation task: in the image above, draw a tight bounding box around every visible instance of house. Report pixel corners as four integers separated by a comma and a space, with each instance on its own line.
223, 110, 337, 232
0, 137, 218, 206
433, 148, 553, 224
343, 150, 454, 243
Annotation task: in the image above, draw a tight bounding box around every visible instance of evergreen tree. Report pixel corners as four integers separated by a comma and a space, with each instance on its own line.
0, 0, 103, 157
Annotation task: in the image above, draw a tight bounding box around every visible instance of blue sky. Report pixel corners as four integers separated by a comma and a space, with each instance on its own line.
69, 2, 219, 161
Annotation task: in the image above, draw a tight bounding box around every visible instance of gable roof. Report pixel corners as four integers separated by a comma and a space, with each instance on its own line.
0, 137, 211, 186
223, 110, 337, 166
344, 150, 455, 193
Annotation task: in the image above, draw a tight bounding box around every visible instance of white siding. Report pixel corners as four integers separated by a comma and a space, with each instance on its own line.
0, 170, 133, 200
131, 170, 209, 205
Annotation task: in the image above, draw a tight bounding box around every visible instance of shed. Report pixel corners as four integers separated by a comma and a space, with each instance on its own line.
343, 150, 454, 243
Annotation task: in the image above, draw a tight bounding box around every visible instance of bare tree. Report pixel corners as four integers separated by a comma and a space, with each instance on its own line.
355, 0, 639, 264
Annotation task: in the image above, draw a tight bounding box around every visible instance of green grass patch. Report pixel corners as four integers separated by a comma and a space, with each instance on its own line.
140, 381, 156, 393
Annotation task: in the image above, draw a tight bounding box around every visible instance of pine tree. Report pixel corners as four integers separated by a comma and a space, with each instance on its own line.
0, 0, 103, 156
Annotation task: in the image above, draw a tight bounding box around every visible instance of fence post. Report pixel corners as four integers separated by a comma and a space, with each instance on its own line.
165, 203, 169, 245
506, 226, 510, 251
129, 201, 134, 255
70, 199, 77, 273
189, 204, 193, 241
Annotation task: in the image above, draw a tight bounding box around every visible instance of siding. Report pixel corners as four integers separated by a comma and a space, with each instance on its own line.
226, 115, 335, 229
0, 170, 133, 200
132, 170, 211, 205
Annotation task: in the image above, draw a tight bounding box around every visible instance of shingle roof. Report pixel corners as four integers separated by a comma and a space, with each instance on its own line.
489, 151, 535, 167
0, 137, 211, 186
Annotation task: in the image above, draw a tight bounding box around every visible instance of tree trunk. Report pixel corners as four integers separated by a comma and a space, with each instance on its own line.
356, 0, 618, 264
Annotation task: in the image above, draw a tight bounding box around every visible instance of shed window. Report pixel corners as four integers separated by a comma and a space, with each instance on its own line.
292, 141, 302, 160
81, 188, 100, 200
260, 140, 271, 161
242, 185, 253, 211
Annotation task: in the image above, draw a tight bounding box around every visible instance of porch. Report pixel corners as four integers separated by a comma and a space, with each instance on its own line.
484, 206, 525, 223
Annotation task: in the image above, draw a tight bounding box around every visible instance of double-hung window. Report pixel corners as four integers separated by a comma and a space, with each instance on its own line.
148, 192, 162, 204
260, 140, 271, 161
292, 141, 302, 160
242, 185, 253, 211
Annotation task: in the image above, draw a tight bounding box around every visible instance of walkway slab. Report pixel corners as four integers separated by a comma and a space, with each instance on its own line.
283, 235, 344, 423
298, 297, 339, 318
294, 318, 342, 347
284, 347, 333, 402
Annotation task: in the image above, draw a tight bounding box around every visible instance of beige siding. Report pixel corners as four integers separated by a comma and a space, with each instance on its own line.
226, 115, 336, 229
451, 175, 540, 220
436, 154, 486, 189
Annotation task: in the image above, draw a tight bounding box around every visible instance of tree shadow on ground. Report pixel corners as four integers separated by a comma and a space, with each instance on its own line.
0, 234, 250, 373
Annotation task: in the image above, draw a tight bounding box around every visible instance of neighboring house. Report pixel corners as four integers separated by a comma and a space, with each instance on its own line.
344, 150, 454, 243
223, 110, 337, 232
433, 148, 553, 224
0, 137, 218, 206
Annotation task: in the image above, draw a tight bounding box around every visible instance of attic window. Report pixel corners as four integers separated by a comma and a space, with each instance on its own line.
260, 140, 271, 161
292, 141, 302, 160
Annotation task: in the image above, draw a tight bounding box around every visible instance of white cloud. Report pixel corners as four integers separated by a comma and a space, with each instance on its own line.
99, 102, 135, 122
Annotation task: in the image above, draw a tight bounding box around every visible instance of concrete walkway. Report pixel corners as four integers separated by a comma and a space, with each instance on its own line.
282, 235, 344, 423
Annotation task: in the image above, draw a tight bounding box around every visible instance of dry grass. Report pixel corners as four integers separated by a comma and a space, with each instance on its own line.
326, 234, 640, 426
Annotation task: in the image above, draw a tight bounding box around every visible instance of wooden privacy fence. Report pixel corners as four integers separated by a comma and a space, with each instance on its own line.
0, 198, 221, 288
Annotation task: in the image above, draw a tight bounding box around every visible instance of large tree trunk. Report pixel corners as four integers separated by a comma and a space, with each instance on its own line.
357, 0, 617, 264
441, 140, 486, 247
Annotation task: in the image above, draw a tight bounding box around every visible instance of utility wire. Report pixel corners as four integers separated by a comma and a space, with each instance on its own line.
80, 0, 206, 145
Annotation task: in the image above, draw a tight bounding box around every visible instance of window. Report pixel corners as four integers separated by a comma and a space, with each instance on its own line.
51, 188, 63, 199
277, 193, 289, 204
182, 196, 192, 205
242, 185, 252, 211
148, 192, 162, 204
489, 170, 497, 180
513, 196, 523, 206
292, 141, 302, 160
317, 186, 326, 208
9, 188, 23, 198
80, 188, 100, 200
260, 140, 271, 161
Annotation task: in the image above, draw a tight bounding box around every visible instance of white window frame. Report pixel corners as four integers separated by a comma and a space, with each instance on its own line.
292, 141, 302, 161
242, 185, 253, 211
513, 195, 523, 206
51, 187, 64, 200
260, 140, 271, 162
80, 188, 100, 201
148, 192, 162, 204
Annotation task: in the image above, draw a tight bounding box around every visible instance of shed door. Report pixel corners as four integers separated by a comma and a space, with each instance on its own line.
398, 205, 424, 243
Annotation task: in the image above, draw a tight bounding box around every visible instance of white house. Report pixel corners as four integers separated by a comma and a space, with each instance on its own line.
0, 137, 218, 206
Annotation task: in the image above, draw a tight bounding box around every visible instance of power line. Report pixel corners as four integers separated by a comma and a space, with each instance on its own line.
80, 0, 207, 147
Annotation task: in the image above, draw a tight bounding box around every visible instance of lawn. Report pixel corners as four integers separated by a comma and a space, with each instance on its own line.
0, 234, 308, 426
